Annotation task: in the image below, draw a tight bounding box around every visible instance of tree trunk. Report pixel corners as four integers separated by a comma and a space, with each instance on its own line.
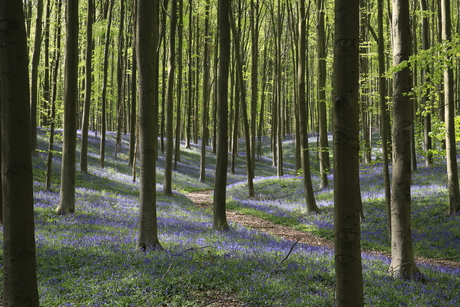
333, 0, 364, 304
230, 9, 255, 198
163, 0, 177, 195
441, 0, 460, 215
174, 0, 184, 169
115, 0, 126, 159
56, 0, 79, 215
298, 0, 319, 214
377, 0, 391, 235
389, 0, 421, 279
420, 0, 432, 168
29, 0, 43, 155
80, 0, 94, 173
128, 47, 137, 167
213, 0, 231, 230
136, 0, 162, 251
200, 0, 211, 183
317, 0, 329, 187
0, 1, 40, 303
100, 0, 114, 168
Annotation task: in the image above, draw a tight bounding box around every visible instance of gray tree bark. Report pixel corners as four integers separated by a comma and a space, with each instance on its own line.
136, 0, 162, 250
389, 0, 421, 279
213, 0, 231, 230
333, 0, 364, 304
163, 0, 178, 195
29, 0, 43, 155
0, 0, 40, 304
441, 0, 460, 215
80, 0, 94, 173
298, 0, 319, 214
57, 0, 79, 215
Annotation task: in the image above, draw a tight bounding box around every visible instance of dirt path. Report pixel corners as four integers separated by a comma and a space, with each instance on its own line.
186, 190, 460, 270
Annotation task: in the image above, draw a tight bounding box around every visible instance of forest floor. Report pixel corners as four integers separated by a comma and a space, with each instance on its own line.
187, 190, 460, 271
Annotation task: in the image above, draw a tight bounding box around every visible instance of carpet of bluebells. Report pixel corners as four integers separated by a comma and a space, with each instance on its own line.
0, 129, 459, 306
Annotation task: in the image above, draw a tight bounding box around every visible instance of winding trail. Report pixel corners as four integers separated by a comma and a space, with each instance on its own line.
186, 189, 460, 270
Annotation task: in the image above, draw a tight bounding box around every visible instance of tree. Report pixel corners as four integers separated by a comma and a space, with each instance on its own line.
316, 0, 329, 188
100, 0, 114, 168
333, 0, 363, 304
389, 0, 421, 279
441, 0, 460, 215
136, 0, 162, 250
213, 0, 231, 230
199, 0, 211, 183
298, 0, 319, 213
163, 0, 178, 195
419, 0, 433, 168
0, 0, 40, 303
80, 0, 94, 173
29, 0, 44, 154
56, 0, 79, 215
377, 0, 391, 233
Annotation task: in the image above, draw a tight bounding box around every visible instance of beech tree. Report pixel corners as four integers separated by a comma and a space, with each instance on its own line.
80, 0, 94, 173
213, 0, 231, 230
136, 0, 162, 250
0, 0, 40, 303
441, 0, 460, 215
164, 0, 178, 195
56, 0, 79, 215
298, 0, 319, 214
333, 0, 364, 304
389, 0, 420, 279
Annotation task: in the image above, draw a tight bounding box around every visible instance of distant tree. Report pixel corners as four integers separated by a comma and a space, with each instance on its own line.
29, 0, 43, 155
80, 0, 94, 173
213, 0, 231, 230
200, 0, 211, 183
136, 0, 162, 250
115, 0, 126, 159
377, 0, 391, 233
100, 0, 114, 168
46, 0, 63, 190
389, 0, 420, 279
332, 0, 364, 304
230, 7, 255, 197
0, 0, 40, 303
419, 0, 433, 168
441, 0, 460, 215
174, 0, 184, 169
56, 0, 79, 215
163, 0, 178, 195
316, 0, 329, 188
298, 0, 319, 214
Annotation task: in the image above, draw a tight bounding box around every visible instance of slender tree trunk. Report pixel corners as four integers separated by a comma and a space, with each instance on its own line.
213, 0, 231, 230
378, 0, 391, 235
200, 0, 211, 183
136, 0, 162, 251
128, 48, 137, 167
174, 0, 184, 169
80, 0, 94, 173
317, 0, 329, 187
420, 0, 432, 168
0, 1, 40, 303
441, 0, 460, 215
30, 0, 43, 155
56, 0, 79, 215
115, 0, 126, 159
389, 0, 421, 279
163, 0, 178, 195
250, 0, 259, 171
298, 0, 319, 213
333, 0, 364, 304
230, 10, 255, 197
186, 0, 193, 149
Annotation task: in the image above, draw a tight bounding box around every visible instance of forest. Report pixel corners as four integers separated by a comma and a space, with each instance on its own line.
0, 0, 459, 306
